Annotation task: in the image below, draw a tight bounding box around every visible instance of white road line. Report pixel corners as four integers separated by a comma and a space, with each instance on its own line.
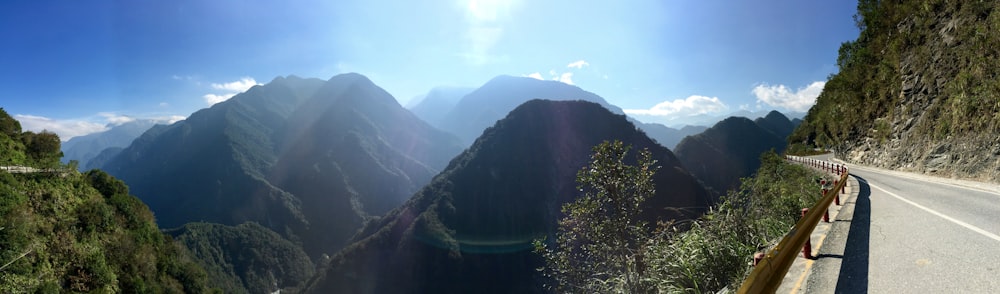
839, 160, 1000, 198
866, 180, 1000, 243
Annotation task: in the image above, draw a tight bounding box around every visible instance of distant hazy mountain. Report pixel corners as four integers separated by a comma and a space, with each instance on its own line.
633, 121, 709, 150
673, 113, 793, 196
304, 100, 710, 293
408, 86, 474, 128
101, 73, 462, 259
633, 109, 805, 129
438, 75, 624, 145
84, 146, 123, 170
61, 119, 159, 169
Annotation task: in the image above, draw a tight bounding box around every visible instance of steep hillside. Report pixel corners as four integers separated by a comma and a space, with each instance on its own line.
270, 73, 464, 256
167, 222, 314, 293
101, 73, 462, 259
791, 1, 1000, 180
102, 75, 325, 236
61, 119, 158, 169
303, 100, 710, 293
0, 109, 211, 292
674, 116, 788, 196
438, 75, 625, 145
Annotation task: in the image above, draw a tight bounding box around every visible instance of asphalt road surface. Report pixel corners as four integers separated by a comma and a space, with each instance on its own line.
805, 155, 1000, 293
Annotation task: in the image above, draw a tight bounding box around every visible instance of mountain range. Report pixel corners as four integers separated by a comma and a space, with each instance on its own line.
303, 99, 711, 293
100, 73, 462, 261
60, 119, 159, 169
405, 75, 725, 151
407, 86, 475, 129
633, 109, 807, 129
73, 72, 806, 293
674, 111, 796, 196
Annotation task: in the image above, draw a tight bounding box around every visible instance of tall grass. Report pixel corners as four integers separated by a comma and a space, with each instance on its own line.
644, 151, 827, 293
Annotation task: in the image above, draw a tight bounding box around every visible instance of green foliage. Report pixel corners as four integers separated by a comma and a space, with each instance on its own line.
0, 107, 21, 137
85, 169, 130, 198
0, 165, 213, 292
21, 130, 62, 168
644, 151, 825, 292
0, 108, 27, 166
167, 222, 315, 294
0, 109, 63, 167
539, 148, 826, 293
536, 140, 659, 293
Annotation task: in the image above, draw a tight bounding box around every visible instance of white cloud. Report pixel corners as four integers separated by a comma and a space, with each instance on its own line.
151, 115, 186, 124
555, 72, 574, 85
172, 74, 196, 81
752, 81, 825, 112
97, 112, 136, 126
624, 95, 729, 117
202, 77, 260, 106
566, 60, 590, 69
158, 102, 169, 108
203, 93, 236, 106
525, 72, 544, 80
14, 114, 108, 141
210, 77, 259, 92
13, 112, 187, 141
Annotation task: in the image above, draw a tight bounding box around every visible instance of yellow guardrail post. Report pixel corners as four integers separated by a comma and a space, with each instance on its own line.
737, 156, 849, 293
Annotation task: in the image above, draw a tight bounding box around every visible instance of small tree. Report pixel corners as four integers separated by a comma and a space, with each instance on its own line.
536, 140, 658, 293
23, 130, 61, 167
0, 108, 21, 138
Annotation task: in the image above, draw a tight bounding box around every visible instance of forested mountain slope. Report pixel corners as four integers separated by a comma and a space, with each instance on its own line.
166, 222, 314, 293
101, 73, 462, 259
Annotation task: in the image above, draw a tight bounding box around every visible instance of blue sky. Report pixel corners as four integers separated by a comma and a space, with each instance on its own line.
1, 0, 859, 140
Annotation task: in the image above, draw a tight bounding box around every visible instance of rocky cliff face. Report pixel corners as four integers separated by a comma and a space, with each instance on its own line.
792, 1, 1000, 181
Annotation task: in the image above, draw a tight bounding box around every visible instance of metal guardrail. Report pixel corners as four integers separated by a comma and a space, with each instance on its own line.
736, 155, 849, 293
0, 166, 67, 174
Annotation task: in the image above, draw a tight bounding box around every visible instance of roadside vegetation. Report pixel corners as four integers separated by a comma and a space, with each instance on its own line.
785, 143, 830, 156
538, 141, 827, 293
0, 108, 214, 292
1, 108, 63, 168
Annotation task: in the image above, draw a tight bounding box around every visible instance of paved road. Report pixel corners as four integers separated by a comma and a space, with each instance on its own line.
805, 155, 1000, 293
